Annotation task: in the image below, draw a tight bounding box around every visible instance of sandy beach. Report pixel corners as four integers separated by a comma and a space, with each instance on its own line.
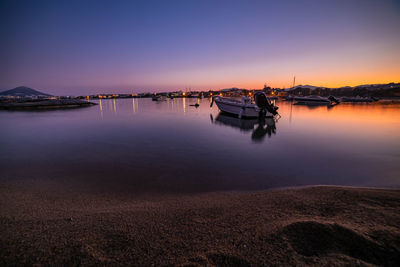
1, 185, 399, 266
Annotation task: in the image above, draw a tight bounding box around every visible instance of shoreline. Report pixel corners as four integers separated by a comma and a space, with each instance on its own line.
1, 185, 399, 266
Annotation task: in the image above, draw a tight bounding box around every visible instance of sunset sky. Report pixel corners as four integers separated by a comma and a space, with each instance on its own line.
1, 0, 399, 95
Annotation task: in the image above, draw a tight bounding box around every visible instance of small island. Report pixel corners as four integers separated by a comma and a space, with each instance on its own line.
0, 86, 97, 110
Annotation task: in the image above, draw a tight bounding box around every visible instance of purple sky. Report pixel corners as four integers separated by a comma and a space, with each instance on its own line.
1, 0, 399, 96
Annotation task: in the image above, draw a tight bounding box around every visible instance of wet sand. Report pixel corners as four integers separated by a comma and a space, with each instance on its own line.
0, 185, 399, 266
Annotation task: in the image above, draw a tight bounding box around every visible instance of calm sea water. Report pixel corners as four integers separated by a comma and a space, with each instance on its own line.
1, 98, 399, 194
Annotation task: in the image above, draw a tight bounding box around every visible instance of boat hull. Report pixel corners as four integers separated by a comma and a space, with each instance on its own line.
294, 100, 331, 105
293, 96, 336, 106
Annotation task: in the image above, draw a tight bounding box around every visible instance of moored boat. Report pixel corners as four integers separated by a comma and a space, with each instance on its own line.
294, 95, 340, 106
283, 95, 295, 101
152, 95, 166, 101
210, 92, 279, 118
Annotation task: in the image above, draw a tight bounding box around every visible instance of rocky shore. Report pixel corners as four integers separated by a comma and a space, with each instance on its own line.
0, 185, 399, 266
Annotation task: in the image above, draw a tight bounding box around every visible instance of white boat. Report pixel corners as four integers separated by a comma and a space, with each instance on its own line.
283, 95, 295, 101
294, 95, 340, 106
211, 93, 278, 118
152, 95, 166, 101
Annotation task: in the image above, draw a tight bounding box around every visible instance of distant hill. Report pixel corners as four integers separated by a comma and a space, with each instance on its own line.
286, 82, 399, 92
287, 85, 326, 91
0, 86, 52, 97
285, 82, 400, 97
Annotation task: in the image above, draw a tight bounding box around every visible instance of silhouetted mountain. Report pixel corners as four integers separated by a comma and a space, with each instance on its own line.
0, 86, 52, 97
288, 85, 326, 91
286, 83, 400, 97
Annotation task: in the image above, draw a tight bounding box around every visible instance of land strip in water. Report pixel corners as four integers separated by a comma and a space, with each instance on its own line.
0, 99, 96, 110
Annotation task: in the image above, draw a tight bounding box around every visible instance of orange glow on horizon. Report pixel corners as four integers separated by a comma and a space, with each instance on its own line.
221, 75, 400, 90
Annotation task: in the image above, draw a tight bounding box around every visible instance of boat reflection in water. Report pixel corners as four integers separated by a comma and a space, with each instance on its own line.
251, 116, 277, 142
211, 112, 277, 142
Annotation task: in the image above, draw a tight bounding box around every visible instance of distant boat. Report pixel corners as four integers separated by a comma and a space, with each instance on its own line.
151, 95, 166, 101
283, 95, 295, 101
340, 96, 378, 102
188, 93, 201, 98
210, 92, 279, 118
294, 95, 340, 106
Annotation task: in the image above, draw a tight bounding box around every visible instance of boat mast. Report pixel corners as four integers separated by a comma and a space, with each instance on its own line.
293, 76, 296, 88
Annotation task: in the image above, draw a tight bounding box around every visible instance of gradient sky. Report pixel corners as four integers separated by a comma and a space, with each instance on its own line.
1, 0, 399, 95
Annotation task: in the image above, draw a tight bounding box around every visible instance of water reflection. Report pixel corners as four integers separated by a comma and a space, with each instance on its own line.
251, 117, 276, 142
1, 98, 399, 195
211, 112, 277, 142
99, 99, 103, 119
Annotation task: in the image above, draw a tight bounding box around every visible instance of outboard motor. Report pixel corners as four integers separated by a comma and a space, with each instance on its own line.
210, 96, 215, 107
254, 92, 278, 116
328, 95, 340, 105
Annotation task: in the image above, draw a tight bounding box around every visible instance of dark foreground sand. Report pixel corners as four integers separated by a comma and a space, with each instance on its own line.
1, 185, 399, 266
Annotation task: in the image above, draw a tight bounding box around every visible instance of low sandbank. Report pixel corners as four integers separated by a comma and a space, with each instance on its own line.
0, 185, 399, 266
